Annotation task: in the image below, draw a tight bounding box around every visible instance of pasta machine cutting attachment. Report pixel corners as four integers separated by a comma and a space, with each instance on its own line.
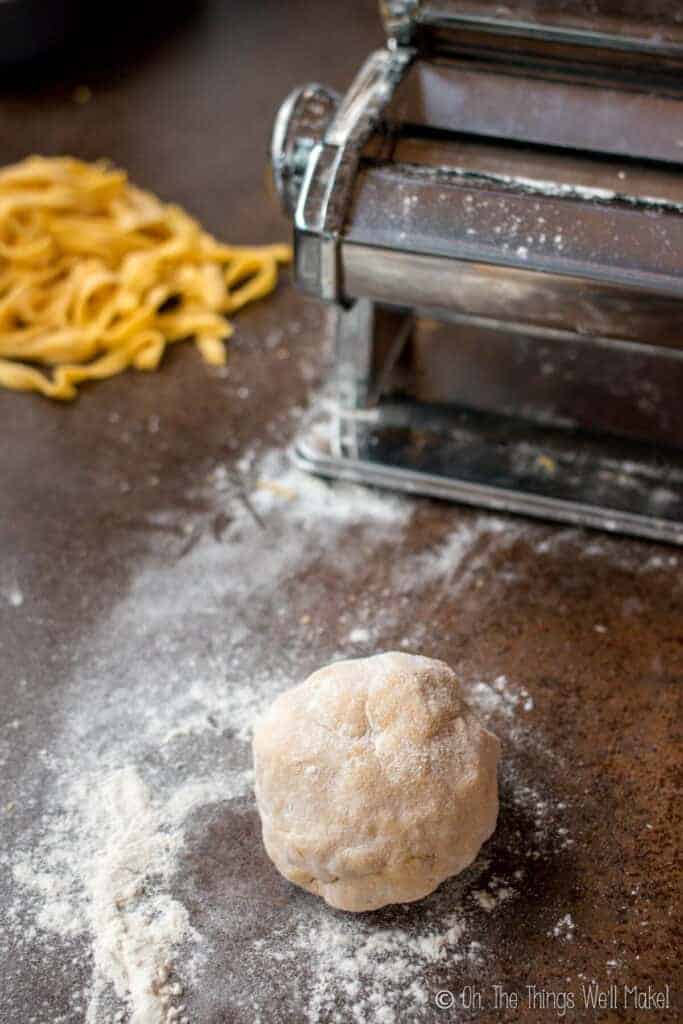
271, 1, 683, 544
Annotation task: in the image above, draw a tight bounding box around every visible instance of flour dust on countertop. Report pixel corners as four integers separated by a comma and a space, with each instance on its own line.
3, 437, 669, 1024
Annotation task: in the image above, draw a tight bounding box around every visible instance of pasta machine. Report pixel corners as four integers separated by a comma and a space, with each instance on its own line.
271, 1, 683, 544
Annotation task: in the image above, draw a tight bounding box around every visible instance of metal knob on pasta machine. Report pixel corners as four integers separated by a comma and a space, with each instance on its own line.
271, 84, 340, 216
272, 1, 683, 545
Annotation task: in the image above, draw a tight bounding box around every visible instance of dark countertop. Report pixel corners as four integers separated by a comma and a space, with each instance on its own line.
0, 3, 680, 1023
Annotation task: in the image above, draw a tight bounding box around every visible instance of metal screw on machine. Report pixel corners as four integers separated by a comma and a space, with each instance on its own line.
379, 0, 419, 45
271, 83, 340, 216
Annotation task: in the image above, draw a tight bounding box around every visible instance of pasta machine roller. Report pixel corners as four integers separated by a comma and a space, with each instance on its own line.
271, 1, 683, 544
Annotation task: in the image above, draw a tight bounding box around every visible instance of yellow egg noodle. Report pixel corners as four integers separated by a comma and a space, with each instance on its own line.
0, 156, 291, 399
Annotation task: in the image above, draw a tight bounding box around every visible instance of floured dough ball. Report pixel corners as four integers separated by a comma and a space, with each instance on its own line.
252, 652, 500, 912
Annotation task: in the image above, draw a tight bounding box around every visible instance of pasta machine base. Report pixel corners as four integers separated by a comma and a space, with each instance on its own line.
295, 399, 683, 546
295, 296, 683, 545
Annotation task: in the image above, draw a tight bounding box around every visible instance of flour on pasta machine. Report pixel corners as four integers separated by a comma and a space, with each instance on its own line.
271, 1, 683, 544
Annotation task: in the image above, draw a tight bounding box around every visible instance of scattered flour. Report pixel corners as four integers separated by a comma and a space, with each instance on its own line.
4, 586, 24, 607
468, 676, 534, 719
5, 444, 574, 1024
289, 910, 471, 1024
552, 914, 577, 942
11, 764, 254, 1024
472, 880, 516, 914
6, 448, 416, 1023
531, 527, 680, 576
246, 448, 411, 528
236, 873, 501, 1024
406, 516, 510, 589
473, 890, 497, 912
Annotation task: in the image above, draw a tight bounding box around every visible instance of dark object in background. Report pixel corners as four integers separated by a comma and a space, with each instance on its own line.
0, 0, 203, 73
0, 0, 80, 64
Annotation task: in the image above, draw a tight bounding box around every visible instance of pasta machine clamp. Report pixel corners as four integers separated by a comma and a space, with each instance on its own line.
272, 1, 683, 545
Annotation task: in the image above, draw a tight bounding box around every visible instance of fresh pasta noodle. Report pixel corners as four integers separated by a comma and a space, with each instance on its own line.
0, 156, 292, 399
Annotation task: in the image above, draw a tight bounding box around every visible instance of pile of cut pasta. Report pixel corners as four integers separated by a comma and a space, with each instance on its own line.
0, 156, 291, 399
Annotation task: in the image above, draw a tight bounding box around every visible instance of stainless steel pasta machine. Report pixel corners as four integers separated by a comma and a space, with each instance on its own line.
271, 0, 683, 544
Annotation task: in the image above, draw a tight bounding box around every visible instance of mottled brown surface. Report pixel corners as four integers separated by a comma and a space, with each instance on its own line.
0, 3, 681, 1023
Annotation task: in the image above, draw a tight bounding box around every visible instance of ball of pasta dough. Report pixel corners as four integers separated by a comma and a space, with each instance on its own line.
252, 652, 500, 912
